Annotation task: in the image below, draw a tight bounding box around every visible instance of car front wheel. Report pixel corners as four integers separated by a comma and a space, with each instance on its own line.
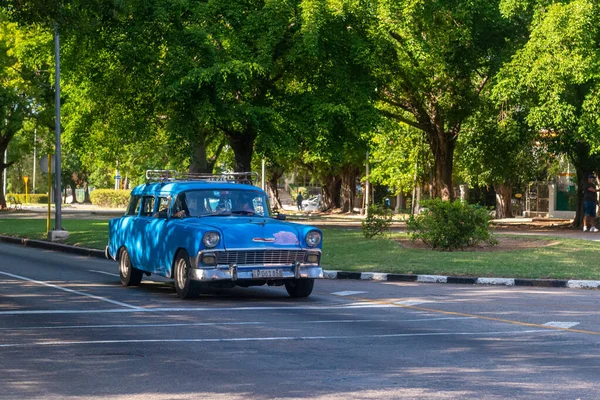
285, 278, 314, 298
119, 248, 143, 286
174, 250, 200, 299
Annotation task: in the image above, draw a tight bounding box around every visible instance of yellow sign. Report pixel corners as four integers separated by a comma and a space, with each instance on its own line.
24, 176, 29, 204
515, 193, 523, 199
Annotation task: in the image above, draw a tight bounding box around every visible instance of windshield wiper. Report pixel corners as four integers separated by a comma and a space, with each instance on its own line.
230, 210, 256, 216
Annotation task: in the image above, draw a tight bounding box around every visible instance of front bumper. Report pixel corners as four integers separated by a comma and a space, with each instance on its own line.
190, 264, 323, 281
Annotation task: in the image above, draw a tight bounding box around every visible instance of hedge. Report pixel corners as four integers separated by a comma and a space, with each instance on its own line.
6, 193, 49, 204
90, 189, 131, 208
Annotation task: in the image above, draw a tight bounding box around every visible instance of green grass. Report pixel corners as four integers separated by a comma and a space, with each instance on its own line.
319, 228, 600, 280
0, 219, 108, 249
1, 219, 599, 280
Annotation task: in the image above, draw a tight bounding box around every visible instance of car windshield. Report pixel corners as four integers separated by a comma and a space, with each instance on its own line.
173, 189, 269, 218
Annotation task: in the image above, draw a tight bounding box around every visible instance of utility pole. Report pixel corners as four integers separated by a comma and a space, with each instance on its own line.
48, 24, 68, 241
32, 128, 36, 194
2, 149, 6, 197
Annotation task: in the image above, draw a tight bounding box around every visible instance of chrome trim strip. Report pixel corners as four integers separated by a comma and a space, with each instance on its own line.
191, 266, 323, 281
217, 248, 322, 253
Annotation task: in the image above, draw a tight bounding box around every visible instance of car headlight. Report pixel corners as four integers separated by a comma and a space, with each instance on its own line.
203, 231, 220, 248
305, 230, 322, 247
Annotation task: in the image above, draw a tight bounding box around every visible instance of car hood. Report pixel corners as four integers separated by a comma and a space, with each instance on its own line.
185, 217, 302, 250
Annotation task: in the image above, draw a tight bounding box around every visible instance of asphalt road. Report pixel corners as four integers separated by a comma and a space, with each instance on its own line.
1, 243, 599, 400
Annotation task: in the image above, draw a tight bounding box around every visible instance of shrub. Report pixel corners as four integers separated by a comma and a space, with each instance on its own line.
6, 193, 49, 204
90, 189, 131, 208
361, 203, 394, 238
406, 199, 497, 251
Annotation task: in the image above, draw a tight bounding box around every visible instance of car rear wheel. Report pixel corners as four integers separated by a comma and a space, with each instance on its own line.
174, 250, 200, 299
119, 248, 143, 286
285, 278, 314, 298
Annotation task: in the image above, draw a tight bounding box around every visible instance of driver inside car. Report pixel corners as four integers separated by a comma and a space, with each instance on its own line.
233, 194, 255, 214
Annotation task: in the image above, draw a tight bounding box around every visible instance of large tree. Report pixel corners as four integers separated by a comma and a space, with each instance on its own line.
495, 0, 600, 225
372, 0, 521, 200
0, 15, 49, 209
456, 102, 546, 218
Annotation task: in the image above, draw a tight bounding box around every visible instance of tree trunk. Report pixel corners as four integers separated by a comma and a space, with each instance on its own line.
494, 183, 512, 219
569, 142, 597, 228
207, 139, 226, 173
321, 175, 341, 210
0, 168, 5, 209
83, 183, 91, 203
266, 167, 284, 210
395, 191, 403, 213
574, 164, 586, 228
428, 130, 456, 201
189, 133, 209, 174
227, 128, 257, 173
69, 182, 79, 204
0, 141, 7, 209
340, 165, 358, 213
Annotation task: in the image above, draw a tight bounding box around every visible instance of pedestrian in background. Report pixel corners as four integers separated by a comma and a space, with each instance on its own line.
296, 192, 303, 211
583, 174, 598, 232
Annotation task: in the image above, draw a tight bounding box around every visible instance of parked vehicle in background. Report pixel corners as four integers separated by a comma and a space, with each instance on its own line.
107, 171, 323, 299
302, 195, 321, 212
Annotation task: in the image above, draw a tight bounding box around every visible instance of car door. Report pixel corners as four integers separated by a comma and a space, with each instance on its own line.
129, 195, 155, 269
145, 196, 172, 275
110, 195, 141, 260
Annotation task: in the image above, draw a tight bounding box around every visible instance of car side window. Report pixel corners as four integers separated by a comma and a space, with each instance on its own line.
155, 197, 170, 219
140, 196, 156, 217
126, 195, 141, 216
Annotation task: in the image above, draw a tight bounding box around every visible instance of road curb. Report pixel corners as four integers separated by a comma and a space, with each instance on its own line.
322, 270, 600, 290
1, 235, 599, 290
0, 235, 105, 259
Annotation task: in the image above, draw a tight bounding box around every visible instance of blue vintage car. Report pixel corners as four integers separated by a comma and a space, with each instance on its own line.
106, 172, 323, 299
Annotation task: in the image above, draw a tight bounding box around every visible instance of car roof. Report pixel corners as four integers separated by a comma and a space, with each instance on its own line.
131, 181, 266, 197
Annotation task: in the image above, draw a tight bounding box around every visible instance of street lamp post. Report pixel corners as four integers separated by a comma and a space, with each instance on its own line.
54, 24, 62, 229
48, 23, 68, 241
33, 128, 36, 194
2, 149, 6, 197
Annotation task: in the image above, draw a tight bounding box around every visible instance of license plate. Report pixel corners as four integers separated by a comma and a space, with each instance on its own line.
252, 269, 284, 278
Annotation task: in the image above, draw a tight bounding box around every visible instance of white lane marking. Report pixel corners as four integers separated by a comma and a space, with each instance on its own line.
394, 300, 434, 306
0, 303, 396, 315
88, 270, 120, 278
0, 329, 553, 348
543, 321, 580, 329
331, 291, 368, 296
0, 271, 143, 310
0, 317, 476, 331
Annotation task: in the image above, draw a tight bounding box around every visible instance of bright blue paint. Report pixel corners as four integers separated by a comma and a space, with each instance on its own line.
107, 181, 323, 278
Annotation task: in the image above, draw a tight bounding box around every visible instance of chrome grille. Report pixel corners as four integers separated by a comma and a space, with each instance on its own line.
216, 250, 306, 266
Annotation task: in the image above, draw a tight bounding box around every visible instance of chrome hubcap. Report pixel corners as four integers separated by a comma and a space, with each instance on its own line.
176, 258, 187, 289
120, 251, 129, 277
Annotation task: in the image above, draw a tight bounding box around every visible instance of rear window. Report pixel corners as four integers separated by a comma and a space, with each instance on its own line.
140, 196, 156, 217
126, 196, 141, 216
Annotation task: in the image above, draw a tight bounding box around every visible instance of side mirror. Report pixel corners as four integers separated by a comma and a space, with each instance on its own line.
276, 213, 286, 221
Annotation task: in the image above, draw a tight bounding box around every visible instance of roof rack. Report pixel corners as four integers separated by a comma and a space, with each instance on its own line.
146, 170, 258, 185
